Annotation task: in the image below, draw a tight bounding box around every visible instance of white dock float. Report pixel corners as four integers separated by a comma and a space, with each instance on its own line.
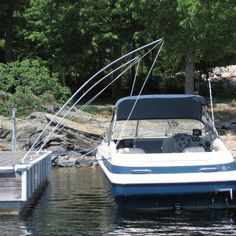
0, 151, 51, 214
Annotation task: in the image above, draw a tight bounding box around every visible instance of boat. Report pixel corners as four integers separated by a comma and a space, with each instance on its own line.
25, 38, 236, 210
96, 94, 236, 210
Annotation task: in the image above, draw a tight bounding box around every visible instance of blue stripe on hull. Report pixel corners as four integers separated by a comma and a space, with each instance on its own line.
113, 181, 236, 210
112, 182, 236, 197
102, 157, 236, 174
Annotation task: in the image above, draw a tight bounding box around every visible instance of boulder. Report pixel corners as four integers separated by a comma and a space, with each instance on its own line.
28, 112, 47, 123
17, 126, 37, 139
0, 128, 11, 139
221, 118, 236, 130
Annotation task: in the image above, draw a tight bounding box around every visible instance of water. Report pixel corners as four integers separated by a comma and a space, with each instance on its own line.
1, 167, 236, 235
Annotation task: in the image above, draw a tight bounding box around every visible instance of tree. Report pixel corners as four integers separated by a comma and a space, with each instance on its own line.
20, 0, 104, 90
141, 0, 236, 94
3, 0, 235, 98
0, 59, 70, 116
0, 0, 28, 63
19, 0, 146, 97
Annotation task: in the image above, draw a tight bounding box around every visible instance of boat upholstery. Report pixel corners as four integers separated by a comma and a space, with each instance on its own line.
162, 137, 176, 153
135, 138, 163, 153
116, 137, 209, 154
183, 147, 205, 152
117, 148, 146, 154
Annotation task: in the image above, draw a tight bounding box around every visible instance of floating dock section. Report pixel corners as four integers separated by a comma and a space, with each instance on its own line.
0, 151, 51, 214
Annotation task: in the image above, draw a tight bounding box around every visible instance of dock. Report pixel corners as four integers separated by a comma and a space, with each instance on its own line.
0, 151, 51, 214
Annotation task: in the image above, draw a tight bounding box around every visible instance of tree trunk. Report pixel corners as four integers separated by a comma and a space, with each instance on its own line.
184, 55, 195, 94
4, 3, 14, 63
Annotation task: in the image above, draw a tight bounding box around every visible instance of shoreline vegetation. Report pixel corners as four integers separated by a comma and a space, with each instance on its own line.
0, 2, 235, 167
0, 103, 235, 167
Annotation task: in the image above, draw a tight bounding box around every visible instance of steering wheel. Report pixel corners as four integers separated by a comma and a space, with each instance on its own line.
174, 133, 192, 151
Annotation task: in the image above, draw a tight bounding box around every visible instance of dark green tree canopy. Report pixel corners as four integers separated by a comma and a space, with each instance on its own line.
0, 0, 235, 116
0, 59, 70, 116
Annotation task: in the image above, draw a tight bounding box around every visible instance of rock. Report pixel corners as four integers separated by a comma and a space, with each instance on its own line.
65, 130, 77, 140
76, 159, 96, 167
17, 126, 37, 139
47, 145, 67, 152
44, 104, 61, 114
28, 112, 47, 123
55, 160, 76, 167
0, 142, 11, 151
78, 147, 97, 155
0, 110, 105, 155
0, 128, 11, 139
221, 118, 236, 130
54, 155, 78, 167
17, 139, 31, 150
50, 150, 98, 167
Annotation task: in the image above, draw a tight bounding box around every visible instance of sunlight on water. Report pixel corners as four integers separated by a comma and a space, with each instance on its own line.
1, 167, 236, 235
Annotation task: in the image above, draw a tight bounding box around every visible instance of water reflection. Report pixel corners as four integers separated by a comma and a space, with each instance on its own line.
24, 167, 117, 235
1, 167, 236, 235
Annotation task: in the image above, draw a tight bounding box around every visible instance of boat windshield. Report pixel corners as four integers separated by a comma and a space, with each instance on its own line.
112, 119, 211, 139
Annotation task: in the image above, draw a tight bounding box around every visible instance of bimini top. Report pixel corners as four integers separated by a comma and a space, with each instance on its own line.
115, 94, 207, 121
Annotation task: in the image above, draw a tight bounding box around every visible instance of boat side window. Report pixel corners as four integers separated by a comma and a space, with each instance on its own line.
112, 120, 137, 139
107, 113, 117, 142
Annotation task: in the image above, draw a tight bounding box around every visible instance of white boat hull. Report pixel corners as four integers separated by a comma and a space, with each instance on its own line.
97, 143, 236, 210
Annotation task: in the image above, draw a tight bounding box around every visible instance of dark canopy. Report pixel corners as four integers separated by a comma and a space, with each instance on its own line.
115, 95, 207, 121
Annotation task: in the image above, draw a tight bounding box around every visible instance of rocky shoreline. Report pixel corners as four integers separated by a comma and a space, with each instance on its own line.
0, 104, 235, 167
0, 105, 111, 167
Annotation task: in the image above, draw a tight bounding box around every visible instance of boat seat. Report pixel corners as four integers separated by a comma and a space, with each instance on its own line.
183, 147, 205, 153
135, 138, 163, 153
162, 137, 176, 153
117, 148, 146, 154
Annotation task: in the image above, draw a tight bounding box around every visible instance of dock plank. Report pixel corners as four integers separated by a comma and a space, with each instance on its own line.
0, 151, 26, 167
0, 151, 47, 167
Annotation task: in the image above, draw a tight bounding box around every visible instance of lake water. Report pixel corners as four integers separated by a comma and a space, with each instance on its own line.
1, 167, 236, 235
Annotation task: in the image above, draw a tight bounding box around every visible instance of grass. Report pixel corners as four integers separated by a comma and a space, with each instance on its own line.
83, 106, 100, 115
213, 97, 236, 106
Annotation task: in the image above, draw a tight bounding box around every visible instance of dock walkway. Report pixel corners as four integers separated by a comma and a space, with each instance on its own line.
0, 151, 51, 214
0, 151, 28, 167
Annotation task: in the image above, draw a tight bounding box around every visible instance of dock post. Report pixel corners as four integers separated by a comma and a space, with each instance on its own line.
12, 107, 17, 152
21, 170, 28, 201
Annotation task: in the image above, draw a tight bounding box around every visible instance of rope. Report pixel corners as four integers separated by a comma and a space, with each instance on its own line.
208, 79, 218, 136
33, 57, 140, 154
22, 39, 164, 162
116, 40, 164, 144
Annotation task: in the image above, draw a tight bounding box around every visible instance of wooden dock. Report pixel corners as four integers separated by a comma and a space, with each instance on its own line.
0, 151, 51, 214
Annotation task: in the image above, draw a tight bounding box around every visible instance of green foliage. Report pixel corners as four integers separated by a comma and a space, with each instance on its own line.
140, 0, 236, 93
176, 0, 236, 60
0, 59, 70, 116
83, 106, 99, 115
0, 0, 236, 105
230, 99, 236, 107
